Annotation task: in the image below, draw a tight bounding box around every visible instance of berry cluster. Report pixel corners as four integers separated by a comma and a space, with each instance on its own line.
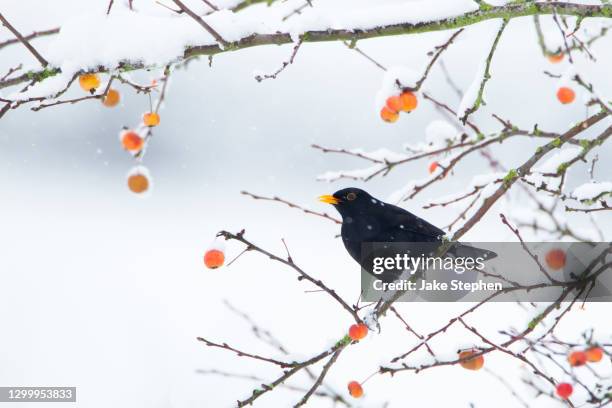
380, 91, 418, 123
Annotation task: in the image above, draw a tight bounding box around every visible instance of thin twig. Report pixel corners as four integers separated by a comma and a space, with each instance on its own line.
0, 12, 49, 66
171, 0, 229, 46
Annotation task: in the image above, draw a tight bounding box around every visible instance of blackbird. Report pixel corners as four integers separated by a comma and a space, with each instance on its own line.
319, 187, 496, 283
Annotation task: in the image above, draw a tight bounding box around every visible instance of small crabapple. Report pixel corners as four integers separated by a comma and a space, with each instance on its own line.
143, 112, 160, 127
121, 131, 144, 153
204, 249, 225, 269
380, 106, 399, 123
127, 174, 149, 194
79, 73, 100, 92
545, 249, 566, 270
556, 383, 573, 399
557, 87, 575, 104
399, 91, 417, 112
428, 162, 439, 174
567, 350, 587, 367
102, 89, 120, 107
585, 347, 603, 363
347, 381, 363, 398
458, 349, 484, 371
348, 323, 368, 341
547, 52, 564, 63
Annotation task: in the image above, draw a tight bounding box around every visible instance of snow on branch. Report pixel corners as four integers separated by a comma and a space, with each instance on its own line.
456, 18, 508, 123
451, 111, 609, 241
572, 181, 612, 203
1, 2, 610, 94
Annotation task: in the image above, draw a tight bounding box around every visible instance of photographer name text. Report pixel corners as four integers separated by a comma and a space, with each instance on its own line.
373, 279, 503, 292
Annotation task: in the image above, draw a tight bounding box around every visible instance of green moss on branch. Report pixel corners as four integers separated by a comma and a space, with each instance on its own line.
1, 2, 610, 91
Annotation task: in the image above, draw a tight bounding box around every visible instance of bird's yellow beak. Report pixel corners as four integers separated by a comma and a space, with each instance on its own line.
318, 194, 340, 205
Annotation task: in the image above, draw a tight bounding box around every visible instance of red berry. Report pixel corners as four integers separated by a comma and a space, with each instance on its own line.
347, 381, 363, 398
348, 323, 368, 341
399, 91, 418, 112
556, 382, 573, 399
102, 89, 120, 107
548, 52, 564, 63
557, 87, 575, 104
545, 249, 566, 270
204, 249, 225, 269
385, 95, 402, 112
585, 346, 604, 363
458, 349, 484, 371
568, 350, 587, 367
121, 130, 144, 152
380, 106, 399, 123
428, 161, 439, 174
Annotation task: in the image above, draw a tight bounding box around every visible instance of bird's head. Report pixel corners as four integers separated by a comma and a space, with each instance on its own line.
318, 188, 374, 218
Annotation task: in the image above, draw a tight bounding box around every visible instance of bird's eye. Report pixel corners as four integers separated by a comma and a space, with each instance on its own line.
346, 192, 357, 201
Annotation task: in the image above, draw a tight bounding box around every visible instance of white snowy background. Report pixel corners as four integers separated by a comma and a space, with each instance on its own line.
0, 0, 611, 407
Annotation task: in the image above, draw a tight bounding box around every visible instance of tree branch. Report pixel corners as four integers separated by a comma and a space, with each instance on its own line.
2, 2, 610, 91
217, 230, 360, 322
0, 12, 49, 66
0, 27, 59, 50
459, 18, 508, 123
451, 111, 609, 241
171, 0, 229, 47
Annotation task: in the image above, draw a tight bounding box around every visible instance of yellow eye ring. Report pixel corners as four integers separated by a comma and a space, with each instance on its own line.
346, 192, 357, 201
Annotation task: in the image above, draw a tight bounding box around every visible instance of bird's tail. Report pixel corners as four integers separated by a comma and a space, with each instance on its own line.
449, 242, 497, 261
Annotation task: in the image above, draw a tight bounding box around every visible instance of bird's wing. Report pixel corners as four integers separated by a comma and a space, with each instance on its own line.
377, 202, 446, 241
379, 204, 497, 259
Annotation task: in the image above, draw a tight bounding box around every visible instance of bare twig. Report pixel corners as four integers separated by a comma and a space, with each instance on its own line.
241, 191, 341, 224
451, 111, 609, 241
255, 37, 304, 82
0, 12, 49, 66
171, 0, 229, 47
196, 336, 296, 367
459, 18, 509, 123
0, 27, 59, 50
217, 229, 360, 322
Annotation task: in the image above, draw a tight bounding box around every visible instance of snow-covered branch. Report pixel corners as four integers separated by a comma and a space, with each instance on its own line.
1, 2, 610, 93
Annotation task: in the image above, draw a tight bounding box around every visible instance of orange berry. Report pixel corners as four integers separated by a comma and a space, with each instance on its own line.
399, 91, 418, 112
557, 87, 575, 104
428, 161, 439, 174
121, 131, 144, 153
127, 174, 149, 194
385, 95, 402, 112
556, 383, 573, 399
380, 106, 399, 123
102, 89, 120, 107
458, 349, 484, 371
568, 350, 587, 367
585, 346, 604, 363
204, 249, 225, 269
545, 249, 566, 270
348, 323, 368, 341
79, 73, 100, 92
143, 112, 160, 127
548, 52, 564, 63
347, 381, 363, 398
